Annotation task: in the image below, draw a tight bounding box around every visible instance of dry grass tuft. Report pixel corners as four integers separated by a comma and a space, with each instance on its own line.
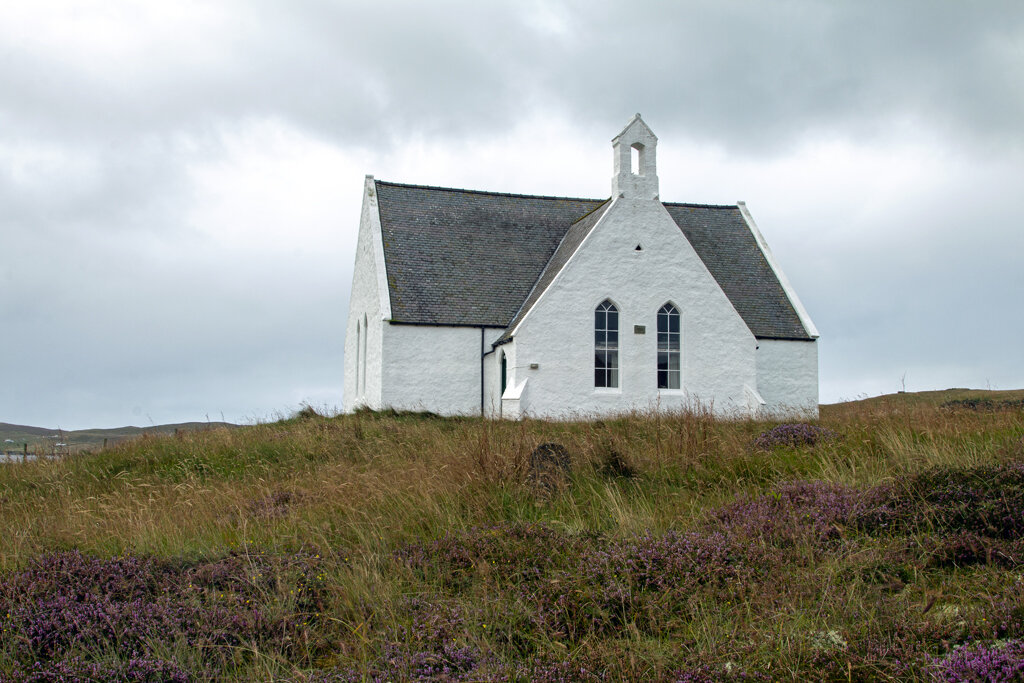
1, 390, 1023, 680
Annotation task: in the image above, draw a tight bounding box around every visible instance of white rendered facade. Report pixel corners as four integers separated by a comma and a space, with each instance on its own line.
496, 195, 761, 419
342, 176, 387, 412
343, 117, 819, 419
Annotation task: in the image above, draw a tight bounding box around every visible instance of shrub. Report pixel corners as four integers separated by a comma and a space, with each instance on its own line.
2, 657, 191, 683
941, 398, 1024, 412
752, 423, 838, 450
856, 463, 1024, 539
0, 549, 332, 676
931, 639, 1024, 682
711, 480, 865, 547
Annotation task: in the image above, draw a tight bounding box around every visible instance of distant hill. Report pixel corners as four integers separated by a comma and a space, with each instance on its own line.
0, 421, 237, 454
819, 387, 1024, 422
823, 387, 1024, 408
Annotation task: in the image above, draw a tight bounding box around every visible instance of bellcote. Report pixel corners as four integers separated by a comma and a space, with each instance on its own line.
611, 113, 659, 200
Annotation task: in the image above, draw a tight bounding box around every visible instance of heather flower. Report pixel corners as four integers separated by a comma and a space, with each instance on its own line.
0, 548, 332, 676
671, 664, 769, 682
395, 522, 589, 591
305, 599, 487, 682
856, 463, 1024, 539
712, 480, 865, 547
752, 423, 838, 450
2, 656, 192, 682
931, 639, 1024, 682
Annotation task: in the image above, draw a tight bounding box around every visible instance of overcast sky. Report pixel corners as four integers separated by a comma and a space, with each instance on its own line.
2, 1, 1022, 429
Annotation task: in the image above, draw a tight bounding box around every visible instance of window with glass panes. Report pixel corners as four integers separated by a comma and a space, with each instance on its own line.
657, 303, 680, 389
595, 300, 619, 388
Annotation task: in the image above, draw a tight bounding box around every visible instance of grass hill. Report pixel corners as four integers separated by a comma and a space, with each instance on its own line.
1, 390, 1023, 681
826, 387, 1024, 410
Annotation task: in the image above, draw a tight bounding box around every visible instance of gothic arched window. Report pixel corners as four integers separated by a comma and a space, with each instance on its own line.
595, 300, 619, 388
657, 303, 680, 389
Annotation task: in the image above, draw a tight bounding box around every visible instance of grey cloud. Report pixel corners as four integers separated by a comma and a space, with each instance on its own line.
538, 2, 1024, 154
3, 228, 349, 427
5, 2, 1021, 154
243, 1, 1024, 155
2, 1, 1023, 427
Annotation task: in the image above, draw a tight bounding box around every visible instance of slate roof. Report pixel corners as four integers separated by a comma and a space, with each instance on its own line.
375, 181, 604, 327
374, 180, 813, 341
497, 199, 611, 343
664, 203, 811, 340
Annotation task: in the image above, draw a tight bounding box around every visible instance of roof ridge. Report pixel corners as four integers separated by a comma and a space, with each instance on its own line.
374, 179, 607, 203
662, 200, 739, 210
568, 197, 612, 226
376, 180, 737, 209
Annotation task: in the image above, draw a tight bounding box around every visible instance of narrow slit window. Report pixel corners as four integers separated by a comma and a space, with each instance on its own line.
657, 303, 680, 389
361, 314, 368, 395
595, 299, 619, 388
355, 320, 361, 395
500, 351, 507, 395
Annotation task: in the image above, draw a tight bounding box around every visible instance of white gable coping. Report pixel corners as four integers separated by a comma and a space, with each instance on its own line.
365, 175, 392, 321
611, 113, 658, 147
736, 201, 819, 339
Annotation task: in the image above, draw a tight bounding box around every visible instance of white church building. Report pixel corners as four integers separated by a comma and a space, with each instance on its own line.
343, 115, 819, 419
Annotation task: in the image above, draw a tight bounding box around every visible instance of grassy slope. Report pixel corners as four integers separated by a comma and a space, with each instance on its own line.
0, 390, 1022, 680
825, 387, 1024, 409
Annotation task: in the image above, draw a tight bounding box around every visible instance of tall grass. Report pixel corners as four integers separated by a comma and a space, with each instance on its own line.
1, 393, 1023, 680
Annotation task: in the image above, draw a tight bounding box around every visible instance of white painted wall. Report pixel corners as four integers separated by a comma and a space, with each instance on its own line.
342, 177, 389, 412
756, 339, 819, 419
495, 341, 532, 419
612, 114, 659, 201
342, 175, 506, 417
486, 343, 509, 418
380, 324, 504, 415
343, 116, 818, 420
508, 196, 759, 419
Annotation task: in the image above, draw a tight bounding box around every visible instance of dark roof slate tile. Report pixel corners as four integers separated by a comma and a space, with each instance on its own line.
373, 180, 812, 341
663, 203, 811, 340
376, 181, 603, 327
497, 199, 611, 343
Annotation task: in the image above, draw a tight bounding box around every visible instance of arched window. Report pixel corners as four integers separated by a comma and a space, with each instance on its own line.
631, 144, 642, 175
595, 299, 619, 388
355, 319, 361, 395
361, 314, 368, 396
657, 303, 680, 389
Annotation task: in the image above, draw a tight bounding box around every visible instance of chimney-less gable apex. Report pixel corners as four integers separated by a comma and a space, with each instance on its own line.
612, 113, 659, 200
